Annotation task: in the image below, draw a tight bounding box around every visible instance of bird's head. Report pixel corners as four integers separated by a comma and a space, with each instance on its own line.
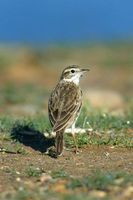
60, 65, 90, 85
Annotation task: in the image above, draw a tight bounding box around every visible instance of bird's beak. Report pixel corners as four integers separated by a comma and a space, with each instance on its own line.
80, 68, 90, 73
79, 68, 90, 78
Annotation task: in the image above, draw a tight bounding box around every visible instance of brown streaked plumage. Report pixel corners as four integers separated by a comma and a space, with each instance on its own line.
48, 65, 89, 156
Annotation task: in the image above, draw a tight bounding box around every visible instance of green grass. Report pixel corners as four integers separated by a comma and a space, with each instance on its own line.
65, 103, 133, 148
0, 84, 49, 105
25, 166, 44, 177
0, 114, 50, 135
51, 169, 69, 179
0, 103, 133, 148
67, 171, 133, 190
0, 142, 26, 155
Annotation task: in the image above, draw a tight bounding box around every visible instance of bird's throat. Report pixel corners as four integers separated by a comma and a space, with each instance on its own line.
63, 76, 80, 85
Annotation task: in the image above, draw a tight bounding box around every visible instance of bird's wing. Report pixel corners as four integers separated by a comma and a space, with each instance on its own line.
48, 82, 82, 132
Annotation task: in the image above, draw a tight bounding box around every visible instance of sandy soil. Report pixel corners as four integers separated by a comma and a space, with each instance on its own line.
0, 145, 133, 193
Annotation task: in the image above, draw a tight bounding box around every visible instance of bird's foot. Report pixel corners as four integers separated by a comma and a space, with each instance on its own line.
44, 146, 57, 158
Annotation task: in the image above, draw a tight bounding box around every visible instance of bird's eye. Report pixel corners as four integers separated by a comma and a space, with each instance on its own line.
71, 69, 75, 73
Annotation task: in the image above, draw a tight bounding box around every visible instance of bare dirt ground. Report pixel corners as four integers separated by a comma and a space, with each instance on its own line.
0, 145, 133, 193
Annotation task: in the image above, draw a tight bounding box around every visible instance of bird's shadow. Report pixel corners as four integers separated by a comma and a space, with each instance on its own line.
10, 121, 55, 154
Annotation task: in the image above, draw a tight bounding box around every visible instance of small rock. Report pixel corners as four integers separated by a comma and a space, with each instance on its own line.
114, 178, 124, 185
51, 180, 68, 194
89, 190, 106, 198
110, 146, 115, 149
16, 171, 20, 175
16, 177, 21, 182
40, 173, 52, 183
122, 186, 133, 198
104, 152, 110, 157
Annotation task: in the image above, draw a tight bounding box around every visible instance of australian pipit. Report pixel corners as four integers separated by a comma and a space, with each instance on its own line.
48, 65, 89, 156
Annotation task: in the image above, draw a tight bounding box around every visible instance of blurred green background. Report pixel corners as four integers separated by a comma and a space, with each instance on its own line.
0, 42, 132, 115
0, 0, 133, 115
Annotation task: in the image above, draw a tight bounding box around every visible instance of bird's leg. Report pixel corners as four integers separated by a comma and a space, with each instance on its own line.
71, 123, 79, 154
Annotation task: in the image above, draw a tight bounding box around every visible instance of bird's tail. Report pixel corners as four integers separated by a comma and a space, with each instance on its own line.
55, 132, 64, 156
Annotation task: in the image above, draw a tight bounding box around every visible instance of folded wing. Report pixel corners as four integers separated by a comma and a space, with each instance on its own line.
48, 82, 82, 132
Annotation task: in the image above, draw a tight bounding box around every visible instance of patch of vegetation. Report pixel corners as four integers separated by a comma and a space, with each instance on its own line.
0, 116, 15, 134
0, 142, 26, 155
71, 103, 133, 148
51, 169, 69, 179
0, 84, 49, 106
0, 114, 50, 135
25, 166, 44, 177
67, 171, 133, 190
0, 102, 133, 149
77, 102, 133, 131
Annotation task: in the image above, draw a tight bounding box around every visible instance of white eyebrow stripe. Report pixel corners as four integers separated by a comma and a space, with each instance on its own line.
64, 68, 79, 73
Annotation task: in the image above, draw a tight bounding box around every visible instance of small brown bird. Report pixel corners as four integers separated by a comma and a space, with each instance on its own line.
48, 65, 89, 156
